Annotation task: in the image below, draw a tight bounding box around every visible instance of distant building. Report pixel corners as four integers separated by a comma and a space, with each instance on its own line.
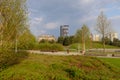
92, 34, 101, 41
38, 34, 56, 42
92, 32, 118, 42
60, 25, 69, 37
107, 32, 118, 42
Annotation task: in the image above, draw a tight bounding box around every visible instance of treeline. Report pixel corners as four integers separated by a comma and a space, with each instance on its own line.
57, 36, 75, 46
105, 38, 120, 47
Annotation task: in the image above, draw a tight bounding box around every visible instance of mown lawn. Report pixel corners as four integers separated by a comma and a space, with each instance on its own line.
0, 54, 120, 80
100, 58, 120, 68
69, 42, 120, 50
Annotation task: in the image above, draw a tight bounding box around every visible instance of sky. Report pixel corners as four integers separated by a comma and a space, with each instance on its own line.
27, 0, 120, 38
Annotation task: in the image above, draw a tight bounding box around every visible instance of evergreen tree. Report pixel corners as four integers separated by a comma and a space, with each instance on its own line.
63, 37, 70, 46
57, 37, 64, 44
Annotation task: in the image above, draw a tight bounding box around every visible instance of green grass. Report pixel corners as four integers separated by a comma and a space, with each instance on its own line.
0, 54, 120, 80
69, 42, 120, 50
100, 58, 120, 68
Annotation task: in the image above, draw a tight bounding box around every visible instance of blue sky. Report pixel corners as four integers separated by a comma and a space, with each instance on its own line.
27, 0, 120, 38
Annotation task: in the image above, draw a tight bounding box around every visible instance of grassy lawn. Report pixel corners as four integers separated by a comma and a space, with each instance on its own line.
0, 53, 120, 80
99, 58, 120, 68
69, 42, 120, 50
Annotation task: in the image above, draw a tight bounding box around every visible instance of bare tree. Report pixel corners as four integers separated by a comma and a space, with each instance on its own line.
96, 11, 111, 53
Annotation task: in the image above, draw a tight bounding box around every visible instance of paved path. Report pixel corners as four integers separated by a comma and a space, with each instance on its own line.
89, 49, 120, 52
27, 50, 82, 56
26, 50, 120, 58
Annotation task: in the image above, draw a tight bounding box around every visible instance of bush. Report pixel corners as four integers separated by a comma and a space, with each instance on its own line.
51, 43, 64, 51
0, 51, 17, 70
0, 50, 28, 71
39, 43, 64, 51
65, 66, 85, 80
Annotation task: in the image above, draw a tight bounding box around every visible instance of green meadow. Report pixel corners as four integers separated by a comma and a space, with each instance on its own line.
100, 58, 120, 68
0, 53, 120, 80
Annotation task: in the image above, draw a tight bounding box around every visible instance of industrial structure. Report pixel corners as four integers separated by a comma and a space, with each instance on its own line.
60, 25, 69, 37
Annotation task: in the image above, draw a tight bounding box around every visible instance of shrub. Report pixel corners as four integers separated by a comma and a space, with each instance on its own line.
39, 43, 64, 51
0, 50, 28, 71
51, 43, 64, 51
65, 66, 85, 80
0, 51, 17, 70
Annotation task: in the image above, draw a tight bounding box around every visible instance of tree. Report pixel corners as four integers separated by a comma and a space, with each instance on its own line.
69, 36, 75, 44
0, 0, 27, 52
96, 12, 111, 53
57, 37, 64, 44
104, 37, 112, 45
112, 38, 120, 47
75, 24, 90, 54
57, 36, 74, 46
75, 29, 82, 43
63, 37, 70, 46
81, 25, 90, 54
18, 29, 36, 50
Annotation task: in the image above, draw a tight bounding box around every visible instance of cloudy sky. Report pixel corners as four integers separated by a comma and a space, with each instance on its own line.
27, 0, 120, 38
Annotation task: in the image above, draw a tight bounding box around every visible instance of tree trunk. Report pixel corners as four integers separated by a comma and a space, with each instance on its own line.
82, 30, 85, 55
103, 39, 105, 53
83, 41, 85, 54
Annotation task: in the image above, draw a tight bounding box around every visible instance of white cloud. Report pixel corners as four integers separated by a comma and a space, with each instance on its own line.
30, 17, 43, 26
99, 8, 109, 12
30, 8, 39, 13
34, 17, 43, 22
79, 15, 97, 23
117, 7, 120, 10
45, 22, 58, 30
39, 30, 46, 34
81, 0, 95, 4
110, 15, 120, 20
